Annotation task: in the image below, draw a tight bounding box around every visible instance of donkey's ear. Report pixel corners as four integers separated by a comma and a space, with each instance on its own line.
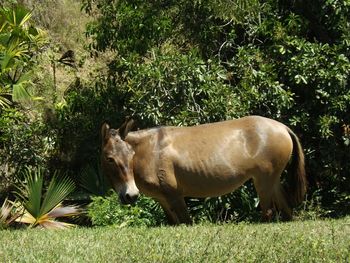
118, 118, 134, 140
101, 122, 110, 142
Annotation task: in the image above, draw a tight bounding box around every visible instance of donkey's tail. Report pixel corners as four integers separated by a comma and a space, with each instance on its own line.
285, 127, 307, 207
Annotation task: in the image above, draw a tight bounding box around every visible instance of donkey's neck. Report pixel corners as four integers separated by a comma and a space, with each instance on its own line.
125, 128, 159, 149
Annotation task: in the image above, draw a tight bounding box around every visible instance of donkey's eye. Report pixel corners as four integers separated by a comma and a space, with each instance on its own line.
106, 157, 114, 163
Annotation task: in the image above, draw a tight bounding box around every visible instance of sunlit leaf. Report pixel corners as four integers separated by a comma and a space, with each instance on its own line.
47, 204, 81, 218
1, 199, 12, 222
12, 82, 31, 101
0, 93, 11, 108
40, 220, 76, 229
15, 211, 36, 225
1, 199, 21, 228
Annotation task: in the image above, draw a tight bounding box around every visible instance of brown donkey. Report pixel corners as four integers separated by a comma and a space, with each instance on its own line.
101, 116, 307, 224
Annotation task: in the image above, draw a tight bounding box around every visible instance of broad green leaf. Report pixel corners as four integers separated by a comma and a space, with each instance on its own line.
39, 171, 75, 216
12, 82, 31, 102
22, 168, 43, 218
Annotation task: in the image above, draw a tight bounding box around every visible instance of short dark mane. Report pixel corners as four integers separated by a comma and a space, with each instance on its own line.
109, 129, 118, 136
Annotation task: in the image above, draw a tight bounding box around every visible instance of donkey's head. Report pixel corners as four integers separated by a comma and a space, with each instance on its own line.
101, 118, 139, 204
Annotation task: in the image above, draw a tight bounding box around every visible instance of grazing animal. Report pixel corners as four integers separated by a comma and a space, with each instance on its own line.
101, 116, 307, 224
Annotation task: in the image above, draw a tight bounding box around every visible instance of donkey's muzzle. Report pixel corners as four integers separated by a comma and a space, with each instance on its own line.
119, 192, 139, 205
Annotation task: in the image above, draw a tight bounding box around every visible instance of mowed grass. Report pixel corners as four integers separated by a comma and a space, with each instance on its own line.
1, 217, 349, 262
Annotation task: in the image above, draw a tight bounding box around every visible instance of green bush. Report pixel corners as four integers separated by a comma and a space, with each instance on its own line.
0, 109, 50, 199
0, 4, 47, 106
87, 192, 165, 227
109, 49, 245, 126
188, 183, 259, 223
48, 77, 126, 170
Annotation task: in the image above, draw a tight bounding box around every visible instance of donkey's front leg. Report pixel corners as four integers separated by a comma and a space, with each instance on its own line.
157, 198, 179, 225
157, 167, 192, 225
164, 194, 192, 225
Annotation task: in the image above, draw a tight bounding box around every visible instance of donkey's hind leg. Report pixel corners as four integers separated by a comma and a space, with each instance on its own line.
253, 176, 275, 221
272, 182, 292, 220
254, 173, 293, 221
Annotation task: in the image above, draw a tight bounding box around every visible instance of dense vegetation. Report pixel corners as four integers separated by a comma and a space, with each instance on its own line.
0, 0, 349, 227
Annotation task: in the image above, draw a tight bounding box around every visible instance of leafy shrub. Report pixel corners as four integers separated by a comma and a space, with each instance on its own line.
87, 192, 165, 227
0, 4, 47, 106
188, 183, 259, 223
49, 77, 126, 170
0, 108, 50, 199
110, 49, 245, 126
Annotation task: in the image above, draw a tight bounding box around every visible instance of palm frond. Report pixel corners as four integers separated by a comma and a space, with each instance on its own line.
17, 167, 44, 218
1, 199, 12, 222
40, 171, 75, 216
15, 210, 36, 225
15, 7, 32, 28
0, 20, 9, 34
79, 162, 109, 196
39, 220, 76, 229
12, 82, 31, 101
14, 167, 80, 229
0, 5, 32, 29
47, 204, 81, 218
11, 71, 33, 101
1, 199, 21, 227
0, 41, 28, 70
0, 92, 11, 108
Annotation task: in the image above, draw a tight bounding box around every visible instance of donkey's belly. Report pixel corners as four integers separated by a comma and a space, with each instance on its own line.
175, 166, 252, 198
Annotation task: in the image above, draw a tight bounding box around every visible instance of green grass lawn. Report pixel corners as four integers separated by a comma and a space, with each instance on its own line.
1, 217, 349, 262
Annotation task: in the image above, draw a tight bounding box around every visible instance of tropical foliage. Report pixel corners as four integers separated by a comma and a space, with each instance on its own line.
14, 167, 80, 229
0, 198, 19, 229
87, 192, 165, 227
0, 5, 47, 107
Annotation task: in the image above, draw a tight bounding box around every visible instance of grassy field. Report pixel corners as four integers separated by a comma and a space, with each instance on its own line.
1, 217, 349, 262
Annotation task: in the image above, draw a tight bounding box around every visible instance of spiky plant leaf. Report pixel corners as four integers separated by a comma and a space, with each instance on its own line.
79, 162, 109, 196
0, 5, 32, 29
1, 199, 21, 228
15, 167, 44, 218
0, 199, 12, 223
12, 82, 31, 101
15, 167, 79, 229
12, 71, 32, 101
0, 41, 28, 70
0, 92, 11, 108
15, 211, 36, 225
47, 204, 80, 218
40, 220, 76, 229
39, 171, 75, 216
